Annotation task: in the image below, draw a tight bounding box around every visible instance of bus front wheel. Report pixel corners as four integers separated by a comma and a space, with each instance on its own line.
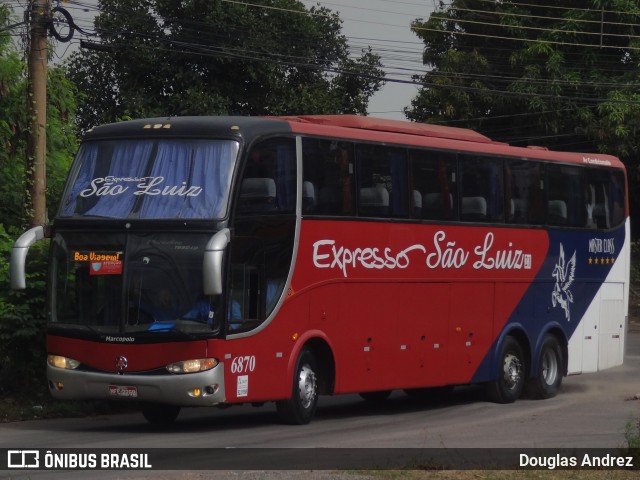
276, 348, 319, 425
140, 402, 180, 425
486, 336, 526, 404
525, 334, 563, 399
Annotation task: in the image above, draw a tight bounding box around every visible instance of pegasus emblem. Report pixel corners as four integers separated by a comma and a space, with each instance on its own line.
551, 243, 576, 321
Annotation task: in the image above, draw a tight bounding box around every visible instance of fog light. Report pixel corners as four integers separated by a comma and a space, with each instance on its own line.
49, 381, 64, 390
188, 388, 202, 397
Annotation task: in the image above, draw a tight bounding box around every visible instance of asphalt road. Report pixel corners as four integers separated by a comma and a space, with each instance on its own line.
1, 330, 639, 478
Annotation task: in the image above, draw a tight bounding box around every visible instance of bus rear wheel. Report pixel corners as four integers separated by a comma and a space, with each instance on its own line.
276, 348, 319, 425
140, 402, 181, 425
486, 336, 526, 404
525, 334, 563, 399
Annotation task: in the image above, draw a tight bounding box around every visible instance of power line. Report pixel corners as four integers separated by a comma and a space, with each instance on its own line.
34, 0, 640, 131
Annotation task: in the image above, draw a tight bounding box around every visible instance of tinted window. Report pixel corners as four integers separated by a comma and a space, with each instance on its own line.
458, 155, 504, 222
585, 168, 626, 229
231, 136, 297, 333
410, 149, 457, 220
547, 164, 585, 227
356, 144, 408, 217
238, 138, 296, 214
505, 159, 545, 225
301, 138, 355, 215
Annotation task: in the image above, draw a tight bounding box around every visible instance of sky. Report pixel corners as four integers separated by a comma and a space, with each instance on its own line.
52, 0, 435, 121
298, 0, 434, 120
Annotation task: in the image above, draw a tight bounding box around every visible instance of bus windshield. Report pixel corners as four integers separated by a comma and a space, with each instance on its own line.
49, 231, 222, 336
58, 139, 239, 219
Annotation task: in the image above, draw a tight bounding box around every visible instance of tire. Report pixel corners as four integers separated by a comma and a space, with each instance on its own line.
486, 336, 526, 404
525, 334, 563, 399
276, 348, 319, 425
140, 402, 180, 425
359, 390, 392, 402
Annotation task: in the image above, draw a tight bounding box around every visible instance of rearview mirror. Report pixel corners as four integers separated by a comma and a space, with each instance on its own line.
11, 226, 46, 289
202, 228, 230, 295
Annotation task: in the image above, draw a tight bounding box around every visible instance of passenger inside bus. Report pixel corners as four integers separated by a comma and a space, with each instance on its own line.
131, 287, 242, 329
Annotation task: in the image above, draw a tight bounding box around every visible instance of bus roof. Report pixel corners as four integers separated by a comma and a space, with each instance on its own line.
279, 115, 625, 171
278, 115, 496, 144
81, 115, 625, 171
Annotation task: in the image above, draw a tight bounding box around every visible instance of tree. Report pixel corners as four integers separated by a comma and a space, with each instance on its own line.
0, 4, 78, 230
407, 0, 640, 235
65, 0, 385, 131
0, 3, 78, 398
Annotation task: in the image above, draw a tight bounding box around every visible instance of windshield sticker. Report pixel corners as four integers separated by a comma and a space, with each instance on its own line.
80, 176, 203, 198
312, 230, 533, 278
74, 251, 123, 276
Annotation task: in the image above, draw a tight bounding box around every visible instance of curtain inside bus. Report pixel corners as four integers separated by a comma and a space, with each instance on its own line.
59, 139, 239, 219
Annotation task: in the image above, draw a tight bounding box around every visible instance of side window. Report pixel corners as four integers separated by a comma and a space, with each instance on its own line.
229, 137, 296, 334
609, 171, 626, 227
547, 164, 585, 228
410, 149, 457, 220
356, 144, 408, 217
585, 168, 626, 229
301, 138, 355, 215
458, 155, 504, 223
505, 159, 545, 225
238, 138, 296, 214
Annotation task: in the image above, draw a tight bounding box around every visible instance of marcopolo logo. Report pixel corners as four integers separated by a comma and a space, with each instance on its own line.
7, 450, 40, 468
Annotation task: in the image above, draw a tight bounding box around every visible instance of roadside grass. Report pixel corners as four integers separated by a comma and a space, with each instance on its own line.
0, 395, 136, 422
353, 417, 640, 480
354, 418, 640, 479
355, 471, 636, 479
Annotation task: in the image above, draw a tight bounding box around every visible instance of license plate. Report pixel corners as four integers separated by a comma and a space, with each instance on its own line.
108, 385, 138, 398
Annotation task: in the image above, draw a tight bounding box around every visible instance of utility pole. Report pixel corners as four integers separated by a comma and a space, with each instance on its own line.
26, 0, 50, 227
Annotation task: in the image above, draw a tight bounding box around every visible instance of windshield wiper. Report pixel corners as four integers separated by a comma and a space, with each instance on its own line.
47, 323, 102, 339
138, 323, 198, 340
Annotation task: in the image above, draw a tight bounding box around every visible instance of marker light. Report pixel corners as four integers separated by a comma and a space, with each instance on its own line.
47, 355, 80, 370
166, 358, 218, 374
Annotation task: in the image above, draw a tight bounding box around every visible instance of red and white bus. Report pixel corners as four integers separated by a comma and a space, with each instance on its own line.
11, 115, 630, 424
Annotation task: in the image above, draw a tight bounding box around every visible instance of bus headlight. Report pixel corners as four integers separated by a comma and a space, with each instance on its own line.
47, 355, 80, 370
166, 358, 218, 374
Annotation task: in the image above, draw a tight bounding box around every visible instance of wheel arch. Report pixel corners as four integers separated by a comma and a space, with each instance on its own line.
288, 331, 336, 396
304, 337, 336, 395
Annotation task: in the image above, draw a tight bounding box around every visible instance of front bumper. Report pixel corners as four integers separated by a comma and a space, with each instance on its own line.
47, 363, 227, 406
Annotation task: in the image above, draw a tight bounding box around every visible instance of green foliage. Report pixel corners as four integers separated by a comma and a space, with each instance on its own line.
624, 416, 640, 466
0, 4, 77, 400
45, 67, 80, 217
65, 0, 384, 131
0, 5, 78, 230
407, 0, 640, 238
0, 5, 28, 229
0, 224, 48, 397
